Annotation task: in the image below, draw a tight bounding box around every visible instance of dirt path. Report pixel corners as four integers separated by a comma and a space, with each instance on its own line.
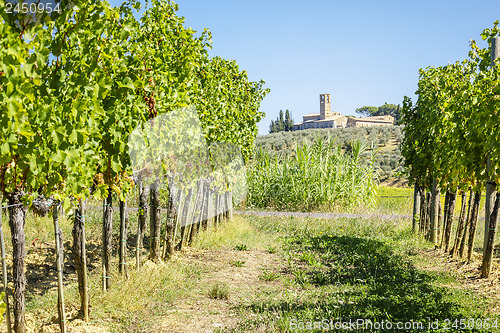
155, 247, 287, 333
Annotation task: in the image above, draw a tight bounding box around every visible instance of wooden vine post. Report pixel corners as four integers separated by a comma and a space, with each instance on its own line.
440, 191, 451, 247
119, 200, 128, 277
224, 191, 230, 222
215, 192, 221, 229
451, 191, 467, 257
136, 181, 148, 269
467, 191, 481, 261
187, 183, 201, 246
53, 204, 66, 333
72, 199, 89, 321
430, 179, 440, 244
162, 179, 176, 260
102, 189, 113, 291
178, 189, 192, 251
201, 182, 209, 231
458, 190, 474, 258
482, 193, 500, 277
482, 36, 500, 277
81, 200, 89, 322
442, 190, 457, 252
149, 181, 161, 261
218, 193, 223, 224
412, 184, 421, 232
228, 191, 233, 220
419, 191, 427, 234
0, 207, 12, 333
172, 191, 184, 250
211, 189, 216, 229
425, 192, 432, 240
484, 178, 496, 256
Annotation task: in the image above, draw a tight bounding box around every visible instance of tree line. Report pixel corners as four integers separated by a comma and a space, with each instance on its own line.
355, 103, 401, 124
269, 109, 293, 133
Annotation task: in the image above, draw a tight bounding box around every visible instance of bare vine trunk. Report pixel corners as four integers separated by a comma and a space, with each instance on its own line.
451, 191, 467, 257
443, 190, 456, 252
467, 191, 481, 261
440, 191, 450, 247
419, 190, 427, 234
425, 192, 431, 239
7, 190, 26, 333
72, 200, 89, 320
459, 190, 474, 258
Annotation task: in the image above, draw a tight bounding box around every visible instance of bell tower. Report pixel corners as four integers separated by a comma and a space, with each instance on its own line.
320, 93, 331, 120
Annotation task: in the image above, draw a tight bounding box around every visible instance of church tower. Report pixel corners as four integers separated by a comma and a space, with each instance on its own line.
320, 93, 331, 120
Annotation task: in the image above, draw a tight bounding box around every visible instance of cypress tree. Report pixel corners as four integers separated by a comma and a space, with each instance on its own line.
278, 110, 284, 132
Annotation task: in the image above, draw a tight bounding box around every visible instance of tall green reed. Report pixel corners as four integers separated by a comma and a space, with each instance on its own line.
247, 137, 377, 211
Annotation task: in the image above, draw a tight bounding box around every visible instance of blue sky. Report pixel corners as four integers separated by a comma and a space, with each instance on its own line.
113, 0, 500, 135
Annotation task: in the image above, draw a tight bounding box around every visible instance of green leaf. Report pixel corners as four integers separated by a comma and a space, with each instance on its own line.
69, 130, 78, 144
0, 142, 10, 155
63, 197, 71, 212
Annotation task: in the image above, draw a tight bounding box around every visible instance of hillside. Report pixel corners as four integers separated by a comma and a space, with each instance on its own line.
254, 125, 405, 180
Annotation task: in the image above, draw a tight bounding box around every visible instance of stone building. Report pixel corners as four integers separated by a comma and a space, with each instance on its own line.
293, 94, 347, 131
346, 115, 394, 127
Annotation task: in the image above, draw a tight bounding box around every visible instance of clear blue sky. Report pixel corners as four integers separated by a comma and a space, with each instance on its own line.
112, 0, 500, 135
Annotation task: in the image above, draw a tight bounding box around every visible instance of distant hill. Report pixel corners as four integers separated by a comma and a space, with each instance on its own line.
254, 125, 405, 180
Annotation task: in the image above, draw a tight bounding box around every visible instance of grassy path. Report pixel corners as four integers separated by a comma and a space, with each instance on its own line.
237, 210, 411, 220
140, 214, 500, 332
3, 210, 500, 332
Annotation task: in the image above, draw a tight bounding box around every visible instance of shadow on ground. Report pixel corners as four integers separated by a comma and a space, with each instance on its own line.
233, 233, 479, 332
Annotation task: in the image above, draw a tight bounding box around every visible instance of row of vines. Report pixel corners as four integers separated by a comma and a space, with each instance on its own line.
402, 22, 500, 279
0, 0, 268, 332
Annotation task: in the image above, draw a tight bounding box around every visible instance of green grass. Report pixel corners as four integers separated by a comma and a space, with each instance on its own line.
375, 185, 413, 215
231, 260, 245, 267
260, 270, 281, 282
234, 244, 248, 251
208, 282, 230, 300
4, 198, 497, 332
221, 215, 497, 332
